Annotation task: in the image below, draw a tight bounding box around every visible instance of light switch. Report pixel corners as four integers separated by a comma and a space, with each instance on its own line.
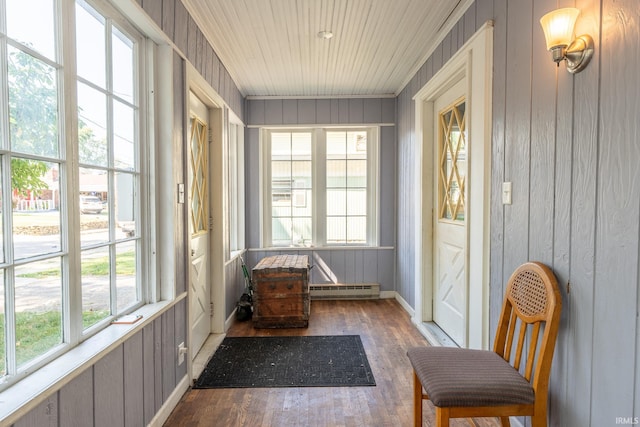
502, 182, 512, 205
177, 183, 185, 204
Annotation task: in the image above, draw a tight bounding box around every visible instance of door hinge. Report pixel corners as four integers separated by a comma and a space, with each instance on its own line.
209, 216, 214, 231
210, 302, 214, 317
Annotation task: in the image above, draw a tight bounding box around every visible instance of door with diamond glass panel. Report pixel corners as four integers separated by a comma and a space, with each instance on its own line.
433, 79, 468, 346
189, 92, 211, 357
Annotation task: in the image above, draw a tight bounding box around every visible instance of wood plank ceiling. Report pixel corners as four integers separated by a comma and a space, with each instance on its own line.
182, 0, 472, 97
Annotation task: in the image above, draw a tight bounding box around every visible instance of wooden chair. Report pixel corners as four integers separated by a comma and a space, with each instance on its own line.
407, 262, 562, 427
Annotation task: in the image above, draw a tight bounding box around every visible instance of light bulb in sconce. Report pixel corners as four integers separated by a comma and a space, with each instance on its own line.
540, 7, 594, 73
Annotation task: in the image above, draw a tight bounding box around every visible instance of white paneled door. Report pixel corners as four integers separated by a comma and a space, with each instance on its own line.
189, 92, 211, 358
433, 79, 467, 346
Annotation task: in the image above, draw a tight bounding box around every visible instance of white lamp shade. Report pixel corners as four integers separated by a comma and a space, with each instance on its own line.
540, 8, 580, 50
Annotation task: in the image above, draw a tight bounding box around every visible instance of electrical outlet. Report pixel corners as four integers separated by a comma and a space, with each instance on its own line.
178, 342, 187, 365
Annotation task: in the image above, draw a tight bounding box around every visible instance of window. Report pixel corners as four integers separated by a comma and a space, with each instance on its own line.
227, 119, 245, 256
438, 99, 466, 221
261, 128, 378, 247
0, 0, 147, 388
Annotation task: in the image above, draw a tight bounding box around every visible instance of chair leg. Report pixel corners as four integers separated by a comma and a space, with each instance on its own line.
500, 416, 511, 426
435, 407, 450, 427
530, 414, 547, 427
413, 371, 423, 427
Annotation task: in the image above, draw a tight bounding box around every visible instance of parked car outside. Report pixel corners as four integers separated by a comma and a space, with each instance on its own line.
80, 195, 103, 214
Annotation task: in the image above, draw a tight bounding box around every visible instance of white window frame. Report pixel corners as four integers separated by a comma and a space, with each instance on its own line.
0, 0, 155, 392
225, 109, 245, 259
260, 127, 379, 248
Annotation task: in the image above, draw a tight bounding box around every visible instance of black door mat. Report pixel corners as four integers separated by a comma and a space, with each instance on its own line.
193, 335, 376, 388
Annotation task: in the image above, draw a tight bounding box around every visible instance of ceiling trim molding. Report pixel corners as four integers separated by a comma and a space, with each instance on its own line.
395, 0, 475, 96
245, 94, 397, 100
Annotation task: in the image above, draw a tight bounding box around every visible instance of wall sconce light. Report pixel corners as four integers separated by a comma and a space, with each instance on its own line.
540, 7, 594, 73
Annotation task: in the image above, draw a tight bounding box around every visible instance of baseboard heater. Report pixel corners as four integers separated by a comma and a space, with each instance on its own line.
309, 283, 380, 300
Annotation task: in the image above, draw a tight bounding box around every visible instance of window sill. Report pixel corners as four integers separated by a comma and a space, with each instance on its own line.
249, 246, 394, 251
229, 249, 245, 260
0, 298, 179, 426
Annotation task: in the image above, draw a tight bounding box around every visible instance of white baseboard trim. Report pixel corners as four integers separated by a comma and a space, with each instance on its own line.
393, 292, 414, 317
379, 290, 396, 299
148, 375, 190, 427
225, 308, 236, 331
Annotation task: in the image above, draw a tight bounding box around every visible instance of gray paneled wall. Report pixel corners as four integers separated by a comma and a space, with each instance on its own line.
245, 97, 396, 290
13, 301, 187, 427
138, 0, 244, 121
395, 0, 492, 308
225, 256, 247, 318
247, 97, 395, 126
395, 0, 640, 426
245, 248, 395, 292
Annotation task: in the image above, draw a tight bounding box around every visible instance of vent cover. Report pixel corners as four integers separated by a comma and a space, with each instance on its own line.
309, 283, 380, 300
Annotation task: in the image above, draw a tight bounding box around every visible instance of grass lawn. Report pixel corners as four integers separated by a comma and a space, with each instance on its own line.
4, 246, 134, 374
18, 251, 135, 278
0, 310, 108, 375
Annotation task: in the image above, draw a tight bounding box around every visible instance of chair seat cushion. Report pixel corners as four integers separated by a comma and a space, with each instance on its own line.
406, 347, 535, 407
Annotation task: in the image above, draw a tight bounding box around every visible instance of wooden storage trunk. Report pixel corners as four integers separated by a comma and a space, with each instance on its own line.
252, 254, 310, 328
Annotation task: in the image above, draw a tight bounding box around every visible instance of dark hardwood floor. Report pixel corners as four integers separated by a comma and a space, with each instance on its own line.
163, 299, 501, 426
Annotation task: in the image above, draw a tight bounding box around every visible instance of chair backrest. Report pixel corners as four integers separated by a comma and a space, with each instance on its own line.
493, 262, 562, 395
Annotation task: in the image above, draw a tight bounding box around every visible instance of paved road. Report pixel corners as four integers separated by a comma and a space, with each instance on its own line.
12, 275, 136, 312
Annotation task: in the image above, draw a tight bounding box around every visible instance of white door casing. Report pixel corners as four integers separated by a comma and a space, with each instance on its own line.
413, 22, 493, 350
186, 65, 227, 381
189, 92, 211, 358
433, 80, 467, 346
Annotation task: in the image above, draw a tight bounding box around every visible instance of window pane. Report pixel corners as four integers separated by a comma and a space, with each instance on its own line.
347, 160, 367, 187
228, 124, 240, 252
346, 131, 367, 159
269, 132, 312, 247
272, 217, 292, 245
79, 168, 108, 247
347, 217, 367, 243
291, 217, 312, 245
327, 217, 346, 244
291, 189, 311, 216
272, 161, 292, 183
325, 131, 368, 245
291, 133, 312, 157
78, 82, 108, 166
116, 243, 137, 313
14, 259, 63, 368
346, 189, 367, 216
81, 247, 111, 329
271, 133, 291, 157
112, 27, 135, 104
113, 100, 135, 169
272, 196, 291, 217
115, 172, 136, 239
76, 1, 106, 88
326, 132, 345, 158
439, 100, 466, 221
327, 160, 346, 187
327, 189, 346, 216
0, 269, 4, 376
7, 0, 56, 60
12, 160, 60, 259
0, 163, 4, 263
8, 47, 59, 157
291, 161, 311, 187
190, 118, 207, 235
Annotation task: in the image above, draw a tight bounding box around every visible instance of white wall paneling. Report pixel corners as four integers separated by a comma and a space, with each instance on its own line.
396, 0, 640, 425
